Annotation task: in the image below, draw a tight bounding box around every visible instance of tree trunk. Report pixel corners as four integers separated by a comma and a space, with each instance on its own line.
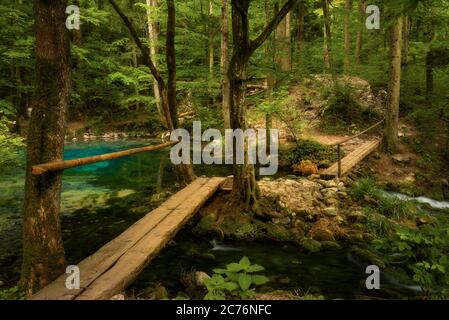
228, 0, 298, 209
322, 0, 333, 73
209, 0, 214, 77
276, 1, 292, 72
385, 16, 403, 153
343, 0, 352, 74
20, 0, 70, 296
146, 0, 164, 124
355, 0, 365, 64
221, 0, 231, 129
402, 15, 410, 66
296, 0, 305, 65
167, 0, 196, 184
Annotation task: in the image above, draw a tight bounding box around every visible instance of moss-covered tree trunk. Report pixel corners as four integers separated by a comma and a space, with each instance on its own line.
20, 0, 70, 296
385, 16, 403, 153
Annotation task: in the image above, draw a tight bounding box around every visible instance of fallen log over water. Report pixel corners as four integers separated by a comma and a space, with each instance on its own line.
31, 141, 177, 175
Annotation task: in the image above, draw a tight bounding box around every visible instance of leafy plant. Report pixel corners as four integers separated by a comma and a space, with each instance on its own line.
204, 257, 269, 300
373, 223, 449, 298
0, 286, 25, 300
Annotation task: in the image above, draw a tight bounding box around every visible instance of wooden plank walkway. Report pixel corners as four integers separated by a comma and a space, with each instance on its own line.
31, 177, 225, 300
320, 139, 381, 179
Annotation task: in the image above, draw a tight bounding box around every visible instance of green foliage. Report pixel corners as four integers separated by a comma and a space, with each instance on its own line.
321, 85, 382, 132
289, 139, 339, 165
204, 257, 269, 300
0, 286, 25, 300
351, 178, 416, 220
373, 223, 449, 298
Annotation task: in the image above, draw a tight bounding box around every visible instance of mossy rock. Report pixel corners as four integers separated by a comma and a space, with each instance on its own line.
193, 214, 217, 235
220, 219, 263, 240
265, 223, 293, 241
320, 241, 342, 251
300, 238, 322, 253
350, 246, 387, 269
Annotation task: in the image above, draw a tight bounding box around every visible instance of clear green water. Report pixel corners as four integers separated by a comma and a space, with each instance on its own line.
0, 140, 418, 299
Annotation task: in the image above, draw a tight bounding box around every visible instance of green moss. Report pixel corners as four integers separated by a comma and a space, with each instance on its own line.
300, 238, 322, 253
350, 246, 387, 269
265, 224, 293, 241
321, 241, 342, 251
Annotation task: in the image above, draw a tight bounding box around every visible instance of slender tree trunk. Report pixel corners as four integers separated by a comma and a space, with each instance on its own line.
209, 0, 214, 77
276, 1, 292, 71
402, 15, 410, 66
426, 52, 434, 103
385, 16, 403, 153
146, 0, 164, 124
20, 0, 70, 296
296, 0, 305, 66
221, 0, 231, 129
355, 0, 365, 64
265, 0, 274, 150
322, 0, 333, 73
343, 0, 352, 74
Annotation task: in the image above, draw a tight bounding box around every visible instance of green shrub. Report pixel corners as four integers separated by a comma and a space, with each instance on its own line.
321, 85, 381, 130
289, 140, 339, 165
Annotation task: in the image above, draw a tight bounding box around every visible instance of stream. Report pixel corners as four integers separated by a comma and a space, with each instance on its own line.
0, 139, 443, 299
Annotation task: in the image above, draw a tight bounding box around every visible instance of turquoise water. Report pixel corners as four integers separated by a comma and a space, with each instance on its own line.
0, 140, 419, 299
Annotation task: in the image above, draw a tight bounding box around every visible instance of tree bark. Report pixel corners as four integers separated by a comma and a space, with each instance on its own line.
385, 16, 403, 153
322, 0, 333, 73
221, 0, 231, 129
296, 0, 305, 65
146, 0, 164, 124
228, 0, 298, 209
20, 0, 70, 296
166, 0, 196, 184
275, 1, 292, 72
355, 0, 365, 64
343, 0, 352, 74
402, 15, 410, 66
209, 0, 214, 77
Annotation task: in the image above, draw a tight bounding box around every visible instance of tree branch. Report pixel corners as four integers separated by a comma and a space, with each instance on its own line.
108, 0, 165, 87
249, 0, 299, 56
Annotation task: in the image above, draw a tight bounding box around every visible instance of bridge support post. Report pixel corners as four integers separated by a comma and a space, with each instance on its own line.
337, 144, 342, 178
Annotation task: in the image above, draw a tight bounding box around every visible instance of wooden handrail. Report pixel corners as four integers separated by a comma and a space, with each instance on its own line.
328, 119, 385, 147
31, 141, 178, 176
329, 119, 385, 178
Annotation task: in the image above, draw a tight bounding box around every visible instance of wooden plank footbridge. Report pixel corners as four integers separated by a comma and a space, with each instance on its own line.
30, 142, 226, 300
320, 119, 384, 179
30, 119, 383, 299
